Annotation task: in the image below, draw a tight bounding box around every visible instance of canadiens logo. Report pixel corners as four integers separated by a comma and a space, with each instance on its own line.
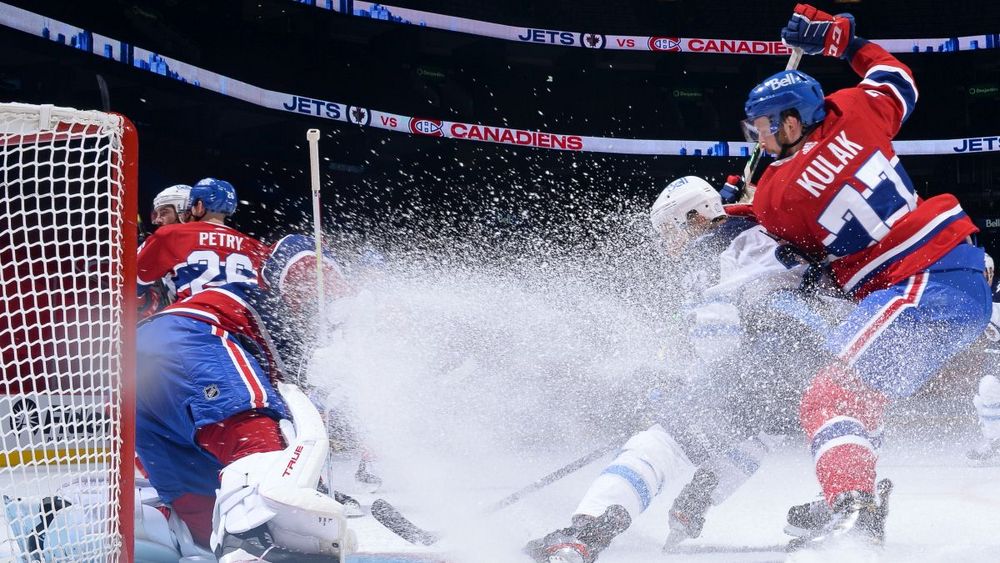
347, 106, 371, 126
409, 117, 444, 137
579, 33, 606, 49
648, 37, 681, 52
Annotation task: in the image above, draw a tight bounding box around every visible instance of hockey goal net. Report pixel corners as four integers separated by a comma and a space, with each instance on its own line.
0, 103, 136, 561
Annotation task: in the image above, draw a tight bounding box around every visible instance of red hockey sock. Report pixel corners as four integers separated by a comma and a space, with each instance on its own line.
800, 365, 888, 505
195, 410, 286, 466
815, 444, 878, 505
171, 493, 216, 548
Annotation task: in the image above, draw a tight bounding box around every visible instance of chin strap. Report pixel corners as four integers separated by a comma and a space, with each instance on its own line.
777, 124, 818, 159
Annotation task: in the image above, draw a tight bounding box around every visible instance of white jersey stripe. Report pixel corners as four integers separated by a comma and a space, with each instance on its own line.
842, 204, 963, 291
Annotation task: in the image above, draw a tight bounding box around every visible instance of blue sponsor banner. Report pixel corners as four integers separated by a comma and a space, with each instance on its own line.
2, 2, 996, 157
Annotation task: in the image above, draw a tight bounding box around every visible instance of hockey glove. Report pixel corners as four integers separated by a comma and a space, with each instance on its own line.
781, 4, 855, 59
719, 175, 745, 205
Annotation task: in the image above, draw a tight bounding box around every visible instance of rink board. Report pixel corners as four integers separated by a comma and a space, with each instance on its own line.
350, 555, 448, 563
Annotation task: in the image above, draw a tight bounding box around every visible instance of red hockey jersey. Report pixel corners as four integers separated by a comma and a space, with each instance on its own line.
752, 42, 977, 299
136, 222, 269, 301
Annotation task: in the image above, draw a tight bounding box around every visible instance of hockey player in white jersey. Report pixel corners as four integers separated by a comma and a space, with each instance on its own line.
524, 176, 833, 563
967, 253, 1000, 464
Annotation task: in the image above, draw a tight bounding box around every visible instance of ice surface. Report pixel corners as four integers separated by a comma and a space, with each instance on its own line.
339, 439, 1000, 563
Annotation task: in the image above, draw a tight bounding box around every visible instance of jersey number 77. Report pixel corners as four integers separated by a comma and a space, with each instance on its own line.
817, 150, 917, 258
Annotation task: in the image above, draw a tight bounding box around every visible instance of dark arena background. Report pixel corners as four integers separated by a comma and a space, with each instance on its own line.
2, 1, 999, 249
2, 1, 1000, 562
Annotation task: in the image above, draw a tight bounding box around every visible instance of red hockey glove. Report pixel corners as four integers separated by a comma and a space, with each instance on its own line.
781, 3, 855, 59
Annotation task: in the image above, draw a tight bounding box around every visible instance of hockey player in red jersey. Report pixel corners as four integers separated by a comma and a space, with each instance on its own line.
136, 234, 355, 561
743, 4, 991, 547
136, 177, 269, 304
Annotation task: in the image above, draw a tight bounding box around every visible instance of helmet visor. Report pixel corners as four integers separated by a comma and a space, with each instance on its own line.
740, 116, 777, 143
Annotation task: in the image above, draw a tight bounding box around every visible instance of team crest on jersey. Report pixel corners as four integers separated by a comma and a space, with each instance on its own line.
204, 384, 220, 400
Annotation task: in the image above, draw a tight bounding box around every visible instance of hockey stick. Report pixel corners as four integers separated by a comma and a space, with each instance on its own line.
306, 128, 325, 321
741, 47, 803, 200
484, 440, 619, 512
371, 440, 619, 545
371, 499, 442, 546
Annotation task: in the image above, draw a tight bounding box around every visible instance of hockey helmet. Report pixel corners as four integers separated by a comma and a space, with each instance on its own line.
649, 176, 725, 234
743, 70, 826, 142
190, 177, 238, 216
152, 184, 191, 215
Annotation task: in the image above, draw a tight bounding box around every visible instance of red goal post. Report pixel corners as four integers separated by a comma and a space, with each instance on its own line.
0, 103, 136, 561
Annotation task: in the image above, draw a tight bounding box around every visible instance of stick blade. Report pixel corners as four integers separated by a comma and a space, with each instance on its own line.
371, 499, 441, 546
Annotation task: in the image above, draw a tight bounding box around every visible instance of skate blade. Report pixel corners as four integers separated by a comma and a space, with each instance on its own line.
786, 510, 859, 553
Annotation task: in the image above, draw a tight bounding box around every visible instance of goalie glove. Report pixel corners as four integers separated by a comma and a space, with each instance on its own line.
781, 3, 856, 59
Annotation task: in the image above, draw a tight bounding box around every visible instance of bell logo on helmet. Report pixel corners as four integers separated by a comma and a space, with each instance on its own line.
764, 73, 805, 90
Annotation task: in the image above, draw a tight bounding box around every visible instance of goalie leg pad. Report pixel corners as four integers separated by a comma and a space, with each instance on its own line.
575, 424, 694, 519
211, 384, 354, 558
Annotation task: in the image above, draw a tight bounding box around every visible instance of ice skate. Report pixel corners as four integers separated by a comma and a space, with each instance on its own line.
787, 479, 891, 552
966, 438, 1000, 466
218, 523, 356, 563
662, 468, 718, 551
524, 505, 631, 563
355, 457, 383, 492
334, 490, 364, 518
784, 496, 831, 538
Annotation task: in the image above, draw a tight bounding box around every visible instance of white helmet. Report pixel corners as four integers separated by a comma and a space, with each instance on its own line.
986, 252, 995, 287
152, 184, 192, 215
649, 176, 725, 232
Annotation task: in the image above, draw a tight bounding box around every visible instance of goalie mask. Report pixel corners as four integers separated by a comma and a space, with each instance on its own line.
650, 176, 726, 252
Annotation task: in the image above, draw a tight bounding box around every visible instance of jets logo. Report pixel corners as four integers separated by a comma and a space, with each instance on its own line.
648, 37, 682, 52
408, 117, 444, 137
347, 106, 371, 126
579, 33, 606, 49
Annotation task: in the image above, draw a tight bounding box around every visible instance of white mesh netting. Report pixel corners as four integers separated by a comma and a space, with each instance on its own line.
0, 103, 130, 562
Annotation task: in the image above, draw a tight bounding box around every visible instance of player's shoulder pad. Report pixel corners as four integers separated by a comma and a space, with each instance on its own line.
262, 234, 344, 292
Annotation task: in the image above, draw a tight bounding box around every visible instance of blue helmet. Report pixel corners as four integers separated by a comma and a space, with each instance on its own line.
743, 70, 826, 140
190, 177, 238, 215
